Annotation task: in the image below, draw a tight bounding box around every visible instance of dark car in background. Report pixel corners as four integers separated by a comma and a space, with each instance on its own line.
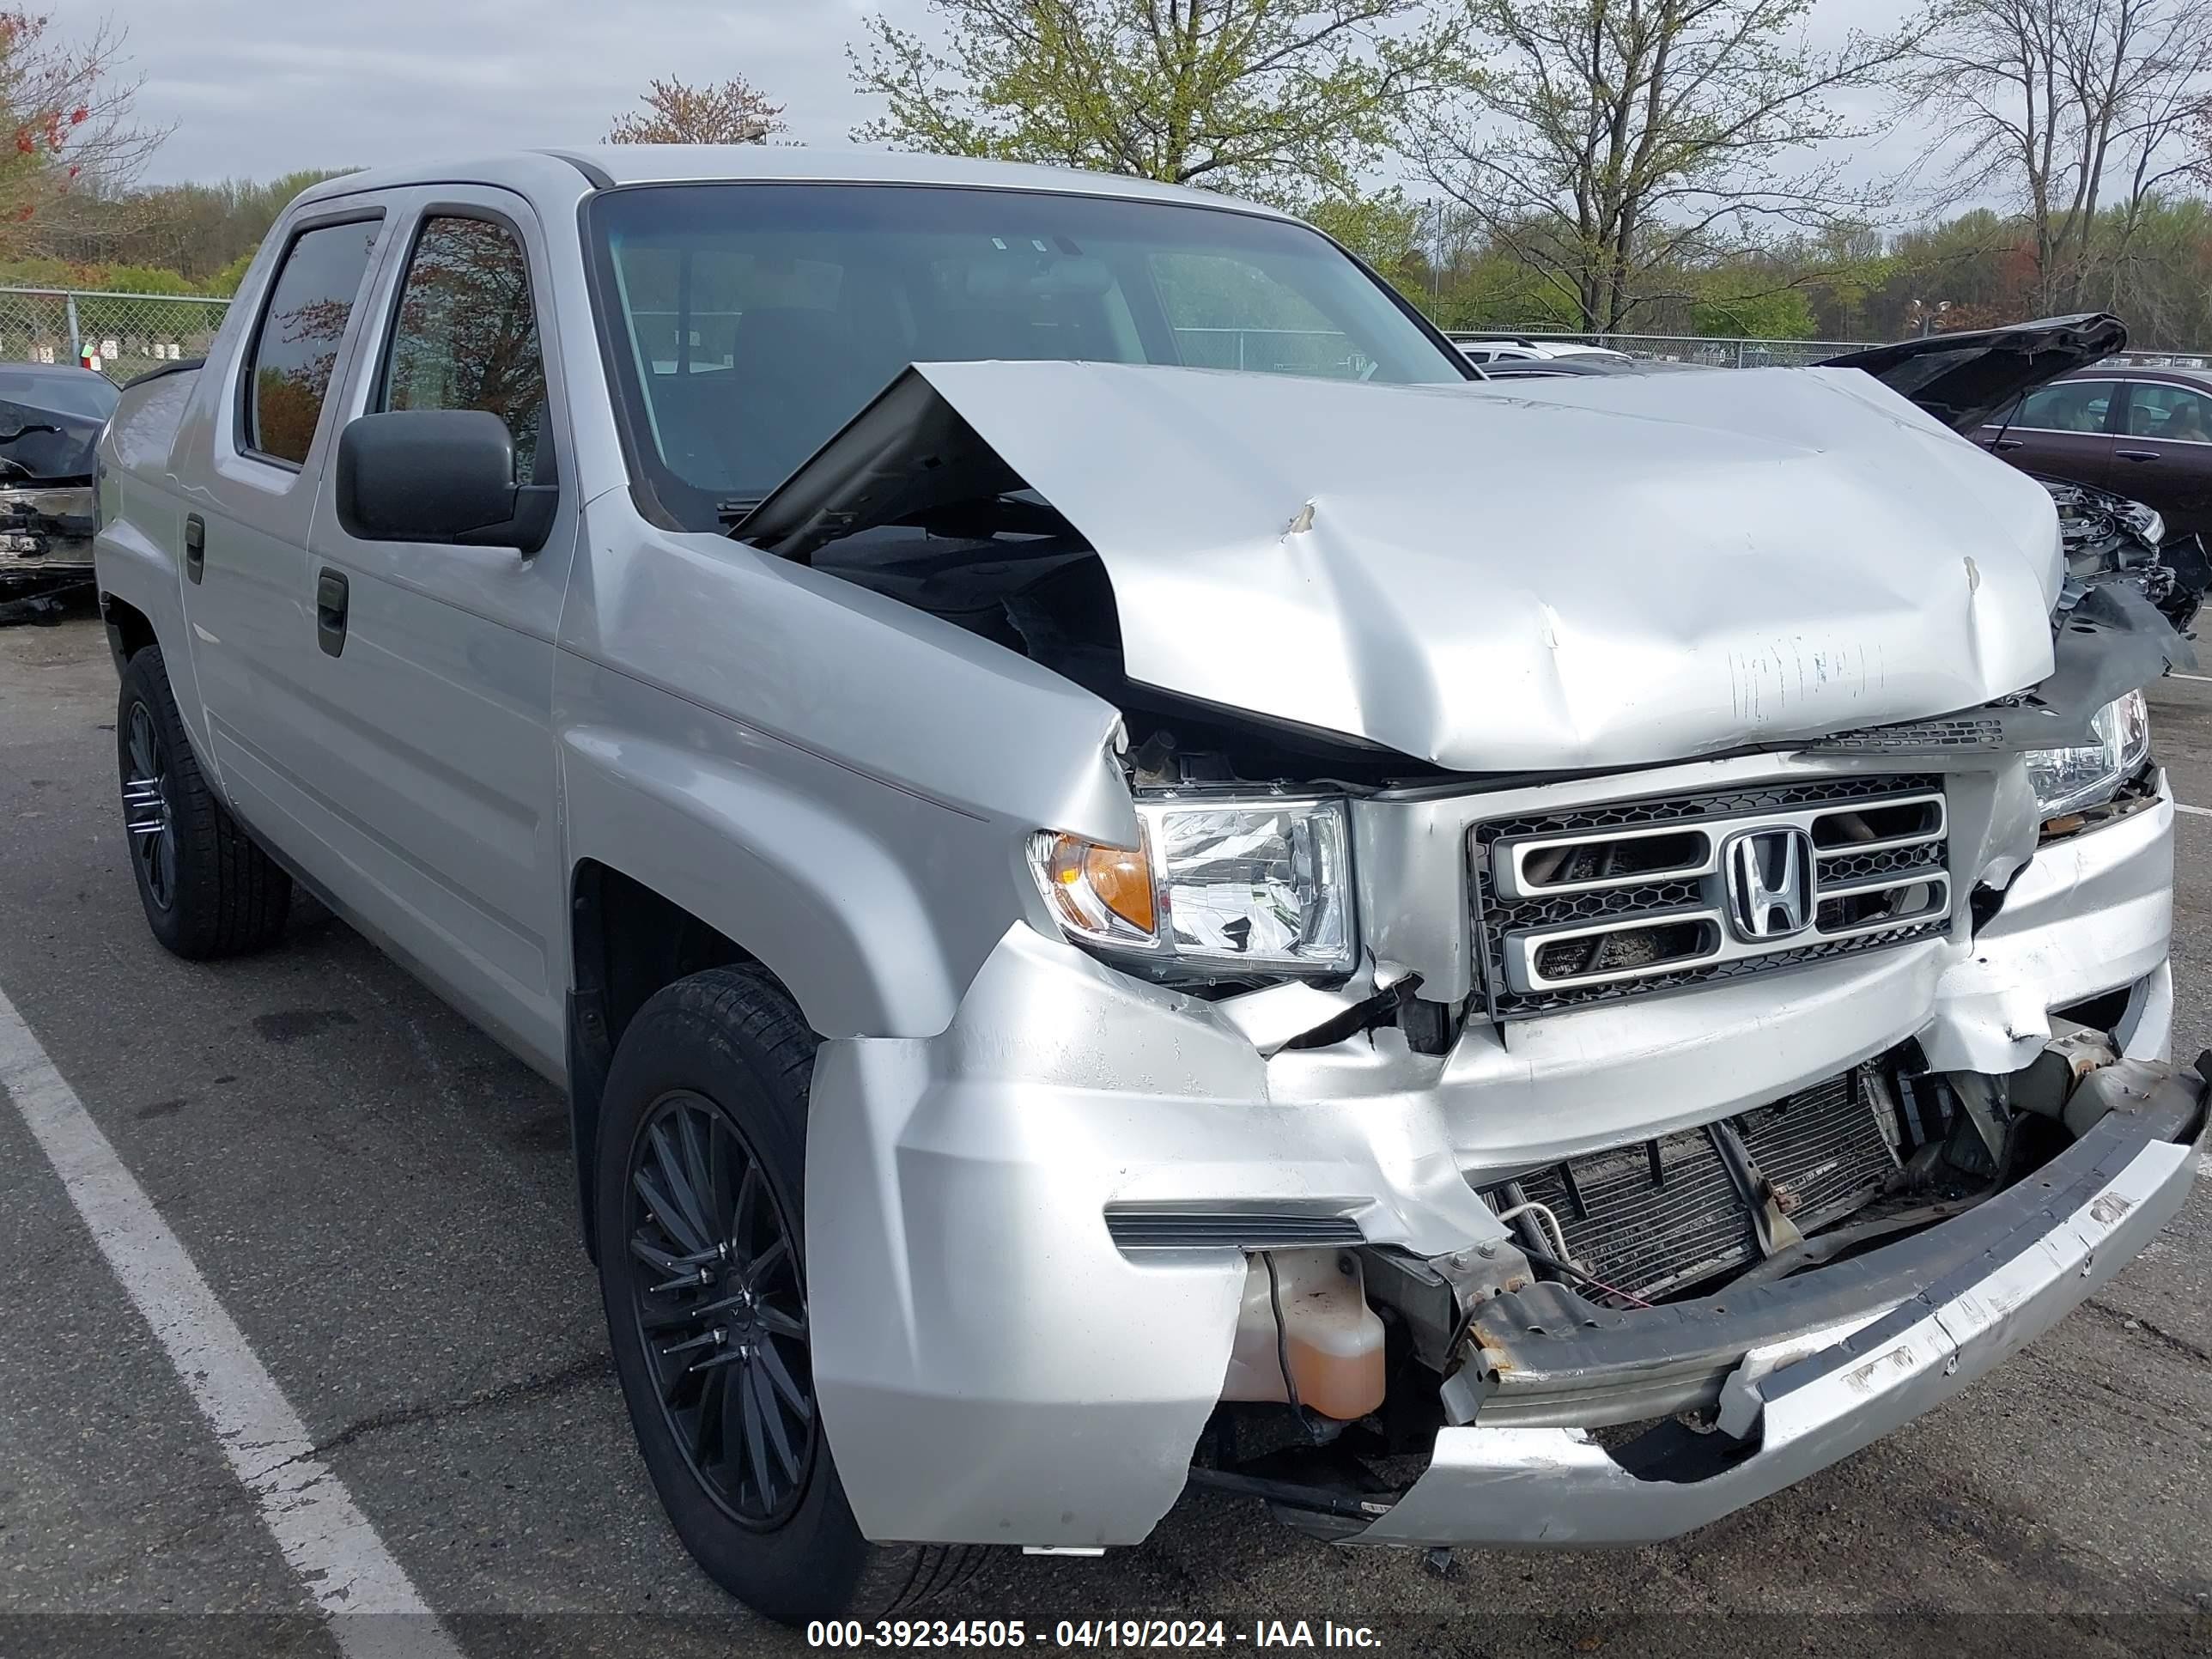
0, 361, 118, 616
1822, 317, 2209, 630
1978, 364, 2212, 543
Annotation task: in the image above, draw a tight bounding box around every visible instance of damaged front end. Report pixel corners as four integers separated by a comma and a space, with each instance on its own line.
1822, 315, 2212, 635
2047, 477, 2209, 631
0, 363, 116, 622
772, 358, 2203, 1553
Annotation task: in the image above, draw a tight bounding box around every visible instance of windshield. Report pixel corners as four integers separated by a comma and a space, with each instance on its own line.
585, 182, 1468, 527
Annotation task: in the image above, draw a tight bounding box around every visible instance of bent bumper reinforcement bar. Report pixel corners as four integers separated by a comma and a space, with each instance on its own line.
1340, 1054, 2207, 1547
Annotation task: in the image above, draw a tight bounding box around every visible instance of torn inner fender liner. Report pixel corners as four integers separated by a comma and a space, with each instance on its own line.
742, 358, 2073, 777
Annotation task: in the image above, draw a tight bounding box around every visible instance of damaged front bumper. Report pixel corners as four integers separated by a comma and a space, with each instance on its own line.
804, 764, 2197, 1551
0, 483, 94, 581
1356, 1057, 2201, 1546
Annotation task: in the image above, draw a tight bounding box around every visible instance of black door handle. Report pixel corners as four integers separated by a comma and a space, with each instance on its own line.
2116, 449, 2159, 462
315, 568, 349, 658
184, 514, 204, 583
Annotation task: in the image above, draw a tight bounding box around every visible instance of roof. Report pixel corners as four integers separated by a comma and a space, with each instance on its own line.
293, 146, 1295, 222
2069, 362, 2212, 387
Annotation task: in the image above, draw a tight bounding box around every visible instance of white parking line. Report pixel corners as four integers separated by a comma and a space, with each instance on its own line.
2175, 802, 2212, 818
2167, 672, 2212, 684
0, 983, 464, 1659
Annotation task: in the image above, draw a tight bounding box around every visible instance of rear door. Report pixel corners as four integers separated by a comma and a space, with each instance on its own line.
1978, 376, 2122, 489
295, 188, 576, 1071
179, 209, 392, 846
2112, 377, 2212, 541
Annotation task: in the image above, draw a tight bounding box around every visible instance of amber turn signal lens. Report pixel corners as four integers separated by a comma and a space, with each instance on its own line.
1041, 832, 1158, 939
1079, 842, 1154, 933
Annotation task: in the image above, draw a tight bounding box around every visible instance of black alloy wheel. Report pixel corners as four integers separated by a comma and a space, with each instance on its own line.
114, 646, 292, 957
626, 1089, 817, 1528
122, 699, 176, 912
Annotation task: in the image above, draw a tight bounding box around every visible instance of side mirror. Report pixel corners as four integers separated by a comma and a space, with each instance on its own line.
335, 409, 556, 553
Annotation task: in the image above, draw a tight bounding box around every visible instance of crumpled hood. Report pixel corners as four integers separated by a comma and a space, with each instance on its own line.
745, 359, 2063, 773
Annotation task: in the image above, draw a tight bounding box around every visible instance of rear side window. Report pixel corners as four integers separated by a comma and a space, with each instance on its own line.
246, 218, 382, 466
2120, 382, 2212, 444
380, 216, 549, 482
2014, 380, 2114, 434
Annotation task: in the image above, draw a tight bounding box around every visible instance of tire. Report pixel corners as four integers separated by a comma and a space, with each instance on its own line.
117, 646, 292, 959
594, 966, 990, 1626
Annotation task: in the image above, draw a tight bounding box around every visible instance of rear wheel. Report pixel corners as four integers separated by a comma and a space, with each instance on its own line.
594, 967, 989, 1625
117, 647, 291, 958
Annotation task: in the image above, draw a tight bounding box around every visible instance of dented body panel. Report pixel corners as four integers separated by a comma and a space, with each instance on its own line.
806, 758, 2194, 1546
751, 359, 2064, 773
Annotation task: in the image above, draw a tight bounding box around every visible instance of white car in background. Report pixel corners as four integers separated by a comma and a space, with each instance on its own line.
1456, 335, 1638, 367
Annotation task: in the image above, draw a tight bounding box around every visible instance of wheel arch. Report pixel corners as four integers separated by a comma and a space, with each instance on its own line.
556, 720, 1046, 1253
99, 590, 157, 673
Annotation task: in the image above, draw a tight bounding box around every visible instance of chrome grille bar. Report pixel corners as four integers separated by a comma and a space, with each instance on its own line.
1474, 778, 1951, 1018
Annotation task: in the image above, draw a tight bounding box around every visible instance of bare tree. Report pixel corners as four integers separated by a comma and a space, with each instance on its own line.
1411, 0, 1918, 334
0, 12, 166, 258
849, 0, 1468, 199
1904, 0, 2212, 312
606, 76, 786, 144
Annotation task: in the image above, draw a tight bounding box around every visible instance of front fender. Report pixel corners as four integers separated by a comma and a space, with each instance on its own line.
561, 723, 969, 1038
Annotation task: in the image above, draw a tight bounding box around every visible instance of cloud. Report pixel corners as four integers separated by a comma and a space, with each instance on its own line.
118, 0, 918, 182
112, 0, 1940, 210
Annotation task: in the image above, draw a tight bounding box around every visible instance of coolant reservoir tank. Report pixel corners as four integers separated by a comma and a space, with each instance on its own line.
1219, 1249, 1388, 1421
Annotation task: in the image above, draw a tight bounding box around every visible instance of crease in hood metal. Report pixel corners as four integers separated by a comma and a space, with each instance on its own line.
744, 358, 2066, 774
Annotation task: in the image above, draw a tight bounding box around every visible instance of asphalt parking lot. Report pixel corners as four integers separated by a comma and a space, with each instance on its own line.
2, 611, 2209, 1659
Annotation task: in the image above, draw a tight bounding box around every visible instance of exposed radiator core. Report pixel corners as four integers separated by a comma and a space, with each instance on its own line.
1507, 1069, 1898, 1303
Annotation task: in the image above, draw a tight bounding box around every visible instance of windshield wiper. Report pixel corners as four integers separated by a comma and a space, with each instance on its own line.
717, 497, 767, 535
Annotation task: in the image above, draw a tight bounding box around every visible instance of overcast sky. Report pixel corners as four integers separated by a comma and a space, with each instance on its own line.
118, 0, 1934, 203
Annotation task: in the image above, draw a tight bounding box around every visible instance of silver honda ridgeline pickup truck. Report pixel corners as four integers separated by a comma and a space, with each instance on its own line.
94, 149, 2207, 1624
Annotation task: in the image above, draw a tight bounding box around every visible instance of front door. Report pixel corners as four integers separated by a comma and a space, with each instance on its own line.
1978, 376, 2123, 491
298, 191, 577, 1072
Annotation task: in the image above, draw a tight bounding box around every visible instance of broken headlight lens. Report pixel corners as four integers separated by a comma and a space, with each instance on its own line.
2024, 690, 2150, 819
1030, 797, 1356, 978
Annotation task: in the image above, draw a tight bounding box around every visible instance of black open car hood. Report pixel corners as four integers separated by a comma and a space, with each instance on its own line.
1819, 313, 2127, 434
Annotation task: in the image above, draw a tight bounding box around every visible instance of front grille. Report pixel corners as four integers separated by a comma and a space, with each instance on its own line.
1502, 1070, 1898, 1303
1471, 775, 1950, 1020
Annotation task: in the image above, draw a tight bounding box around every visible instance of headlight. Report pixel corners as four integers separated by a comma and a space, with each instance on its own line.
2024, 690, 2150, 818
1030, 796, 1356, 978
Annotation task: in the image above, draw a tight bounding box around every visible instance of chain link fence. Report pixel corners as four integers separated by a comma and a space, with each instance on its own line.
1445, 330, 1862, 368
1443, 328, 2212, 370
7, 290, 2206, 386
0, 287, 232, 381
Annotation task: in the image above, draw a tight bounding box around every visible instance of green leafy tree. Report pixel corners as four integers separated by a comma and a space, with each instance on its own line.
1687, 271, 1818, 338
849, 0, 1468, 199
201, 244, 257, 295
1303, 188, 1424, 283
